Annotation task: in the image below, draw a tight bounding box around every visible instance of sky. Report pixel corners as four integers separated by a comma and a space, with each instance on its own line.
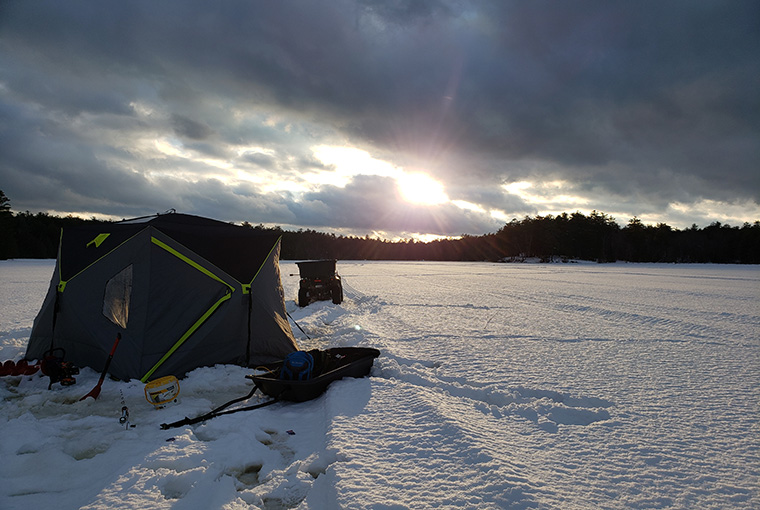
1, 1, 758, 240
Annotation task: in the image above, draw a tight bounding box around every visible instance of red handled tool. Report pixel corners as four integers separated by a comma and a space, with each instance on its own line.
80, 333, 121, 401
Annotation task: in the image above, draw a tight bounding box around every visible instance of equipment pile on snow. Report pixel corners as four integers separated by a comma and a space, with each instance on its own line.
160, 347, 380, 429
252, 347, 380, 402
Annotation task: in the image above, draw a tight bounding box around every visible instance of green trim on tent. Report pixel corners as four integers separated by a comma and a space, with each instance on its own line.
86, 233, 111, 248
151, 237, 236, 292
58, 229, 141, 292
140, 291, 233, 382
57, 229, 65, 292
245, 236, 282, 293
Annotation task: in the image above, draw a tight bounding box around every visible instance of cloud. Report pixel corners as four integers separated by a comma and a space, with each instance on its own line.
0, 0, 758, 235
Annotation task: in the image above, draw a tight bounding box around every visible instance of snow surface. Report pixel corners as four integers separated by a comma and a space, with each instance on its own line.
1, 259, 758, 510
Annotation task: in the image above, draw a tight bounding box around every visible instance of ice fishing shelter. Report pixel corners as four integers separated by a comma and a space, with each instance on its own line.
26, 213, 298, 382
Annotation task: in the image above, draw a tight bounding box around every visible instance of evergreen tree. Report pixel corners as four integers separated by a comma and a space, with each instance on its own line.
0, 190, 19, 259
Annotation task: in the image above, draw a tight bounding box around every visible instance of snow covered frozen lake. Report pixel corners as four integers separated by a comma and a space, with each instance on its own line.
1, 259, 758, 509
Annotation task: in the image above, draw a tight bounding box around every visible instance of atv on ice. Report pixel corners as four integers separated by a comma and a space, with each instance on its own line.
296, 259, 343, 307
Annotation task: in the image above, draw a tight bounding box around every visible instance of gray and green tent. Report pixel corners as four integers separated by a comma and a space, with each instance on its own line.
25, 213, 298, 382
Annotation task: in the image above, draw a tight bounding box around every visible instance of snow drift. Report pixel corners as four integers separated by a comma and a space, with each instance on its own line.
1, 259, 758, 509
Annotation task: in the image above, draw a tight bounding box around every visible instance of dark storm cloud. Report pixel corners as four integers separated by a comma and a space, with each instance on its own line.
0, 0, 758, 233
171, 115, 214, 141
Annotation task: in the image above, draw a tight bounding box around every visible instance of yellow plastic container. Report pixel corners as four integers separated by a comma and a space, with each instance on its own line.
144, 375, 180, 407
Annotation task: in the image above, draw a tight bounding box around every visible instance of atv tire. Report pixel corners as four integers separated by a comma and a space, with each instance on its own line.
331, 285, 342, 305
298, 288, 310, 307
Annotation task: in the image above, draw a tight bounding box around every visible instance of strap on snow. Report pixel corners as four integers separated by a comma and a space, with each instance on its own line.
160, 384, 278, 429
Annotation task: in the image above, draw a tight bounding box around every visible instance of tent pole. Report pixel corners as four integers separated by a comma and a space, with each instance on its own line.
246, 292, 252, 365
48, 228, 63, 353
48, 290, 60, 353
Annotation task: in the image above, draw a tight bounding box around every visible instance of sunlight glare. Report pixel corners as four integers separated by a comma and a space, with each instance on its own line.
312, 146, 398, 179
311, 145, 450, 206
397, 172, 449, 205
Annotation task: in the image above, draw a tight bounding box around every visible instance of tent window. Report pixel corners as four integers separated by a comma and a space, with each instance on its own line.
103, 265, 132, 329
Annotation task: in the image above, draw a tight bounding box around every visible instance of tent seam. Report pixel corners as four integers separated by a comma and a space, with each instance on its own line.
140, 291, 233, 382
151, 236, 237, 292
247, 236, 282, 289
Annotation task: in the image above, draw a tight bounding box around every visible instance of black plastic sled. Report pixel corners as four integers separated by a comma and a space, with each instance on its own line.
159, 347, 381, 430
251, 347, 380, 402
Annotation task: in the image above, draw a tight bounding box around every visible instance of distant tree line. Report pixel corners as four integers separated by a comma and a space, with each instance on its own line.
1, 191, 758, 263
490, 211, 760, 264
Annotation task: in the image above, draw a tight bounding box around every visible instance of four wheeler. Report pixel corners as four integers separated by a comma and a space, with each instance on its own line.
296, 259, 343, 307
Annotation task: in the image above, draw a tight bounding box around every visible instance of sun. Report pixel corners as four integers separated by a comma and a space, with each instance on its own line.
397, 172, 449, 205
